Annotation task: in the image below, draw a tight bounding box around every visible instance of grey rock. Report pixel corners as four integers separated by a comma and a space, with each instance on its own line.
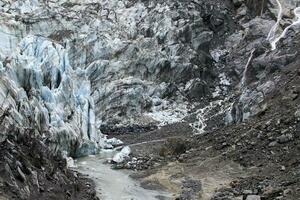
280, 166, 286, 171
295, 109, 300, 119
243, 190, 253, 195
232, 0, 243, 6
269, 141, 278, 147
283, 189, 292, 196
16, 167, 26, 182
246, 195, 261, 200
277, 134, 293, 144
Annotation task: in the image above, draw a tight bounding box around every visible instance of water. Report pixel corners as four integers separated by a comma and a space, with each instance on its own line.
268, 0, 300, 50
190, 100, 223, 135
271, 7, 300, 50
240, 49, 255, 88
74, 150, 172, 200
267, 0, 283, 43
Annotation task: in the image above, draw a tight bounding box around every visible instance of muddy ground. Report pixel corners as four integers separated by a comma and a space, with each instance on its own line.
109, 60, 300, 199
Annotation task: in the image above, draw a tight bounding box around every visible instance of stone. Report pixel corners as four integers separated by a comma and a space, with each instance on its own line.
105, 138, 124, 147
295, 109, 300, 119
246, 195, 261, 200
16, 167, 26, 182
233, 0, 244, 7
283, 189, 292, 196
0, 0, 300, 198
280, 166, 286, 171
277, 134, 293, 144
243, 190, 253, 195
269, 141, 278, 147
235, 196, 243, 200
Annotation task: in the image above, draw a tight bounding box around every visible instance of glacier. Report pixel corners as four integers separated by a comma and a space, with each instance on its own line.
1, 0, 299, 157
0, 0, 206, 156
0, 34, 103, 157
0, 0, 209, 129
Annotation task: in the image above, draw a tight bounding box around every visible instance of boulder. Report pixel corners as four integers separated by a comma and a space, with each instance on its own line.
246, 195, 261, 200
112, 146, 131, 163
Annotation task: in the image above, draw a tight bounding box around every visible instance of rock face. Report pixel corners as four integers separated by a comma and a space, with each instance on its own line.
0, 129, 99, 200
222, 0, 300, 124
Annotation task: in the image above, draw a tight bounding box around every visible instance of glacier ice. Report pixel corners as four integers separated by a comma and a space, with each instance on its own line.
112, 146, 131, 163
0, 0, 218, 130
0, 35, 102, 157
0, 0, 249, 157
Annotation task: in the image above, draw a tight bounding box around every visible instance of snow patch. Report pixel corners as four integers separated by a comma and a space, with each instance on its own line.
145, 99, 190, 126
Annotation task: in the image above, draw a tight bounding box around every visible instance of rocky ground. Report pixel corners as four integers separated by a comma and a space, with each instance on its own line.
110, 59, 300, 199
0, 130, 99, 200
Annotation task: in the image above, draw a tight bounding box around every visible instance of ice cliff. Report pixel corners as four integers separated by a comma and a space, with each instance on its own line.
0, 0, 233, 133
0, 34, 104, 156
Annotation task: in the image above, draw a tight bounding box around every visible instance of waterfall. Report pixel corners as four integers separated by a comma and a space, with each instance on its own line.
271, 7, 300, 50
267, 0, 300, 50
240, 49, 255, 88
190, 101, 222, 135
267, 0, 283, 44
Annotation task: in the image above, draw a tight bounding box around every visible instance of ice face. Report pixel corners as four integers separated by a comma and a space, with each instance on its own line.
0, 0, 222, 129
0, 0, 206, 157
1, 0, 273, 155
0, 35, 102, 157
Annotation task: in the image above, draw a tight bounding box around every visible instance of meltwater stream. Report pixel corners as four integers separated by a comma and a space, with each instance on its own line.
74, 150, 172, 200
268, 0, 300, 50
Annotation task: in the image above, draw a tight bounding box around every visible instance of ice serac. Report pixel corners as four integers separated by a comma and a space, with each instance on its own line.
0, 35, 103, 157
